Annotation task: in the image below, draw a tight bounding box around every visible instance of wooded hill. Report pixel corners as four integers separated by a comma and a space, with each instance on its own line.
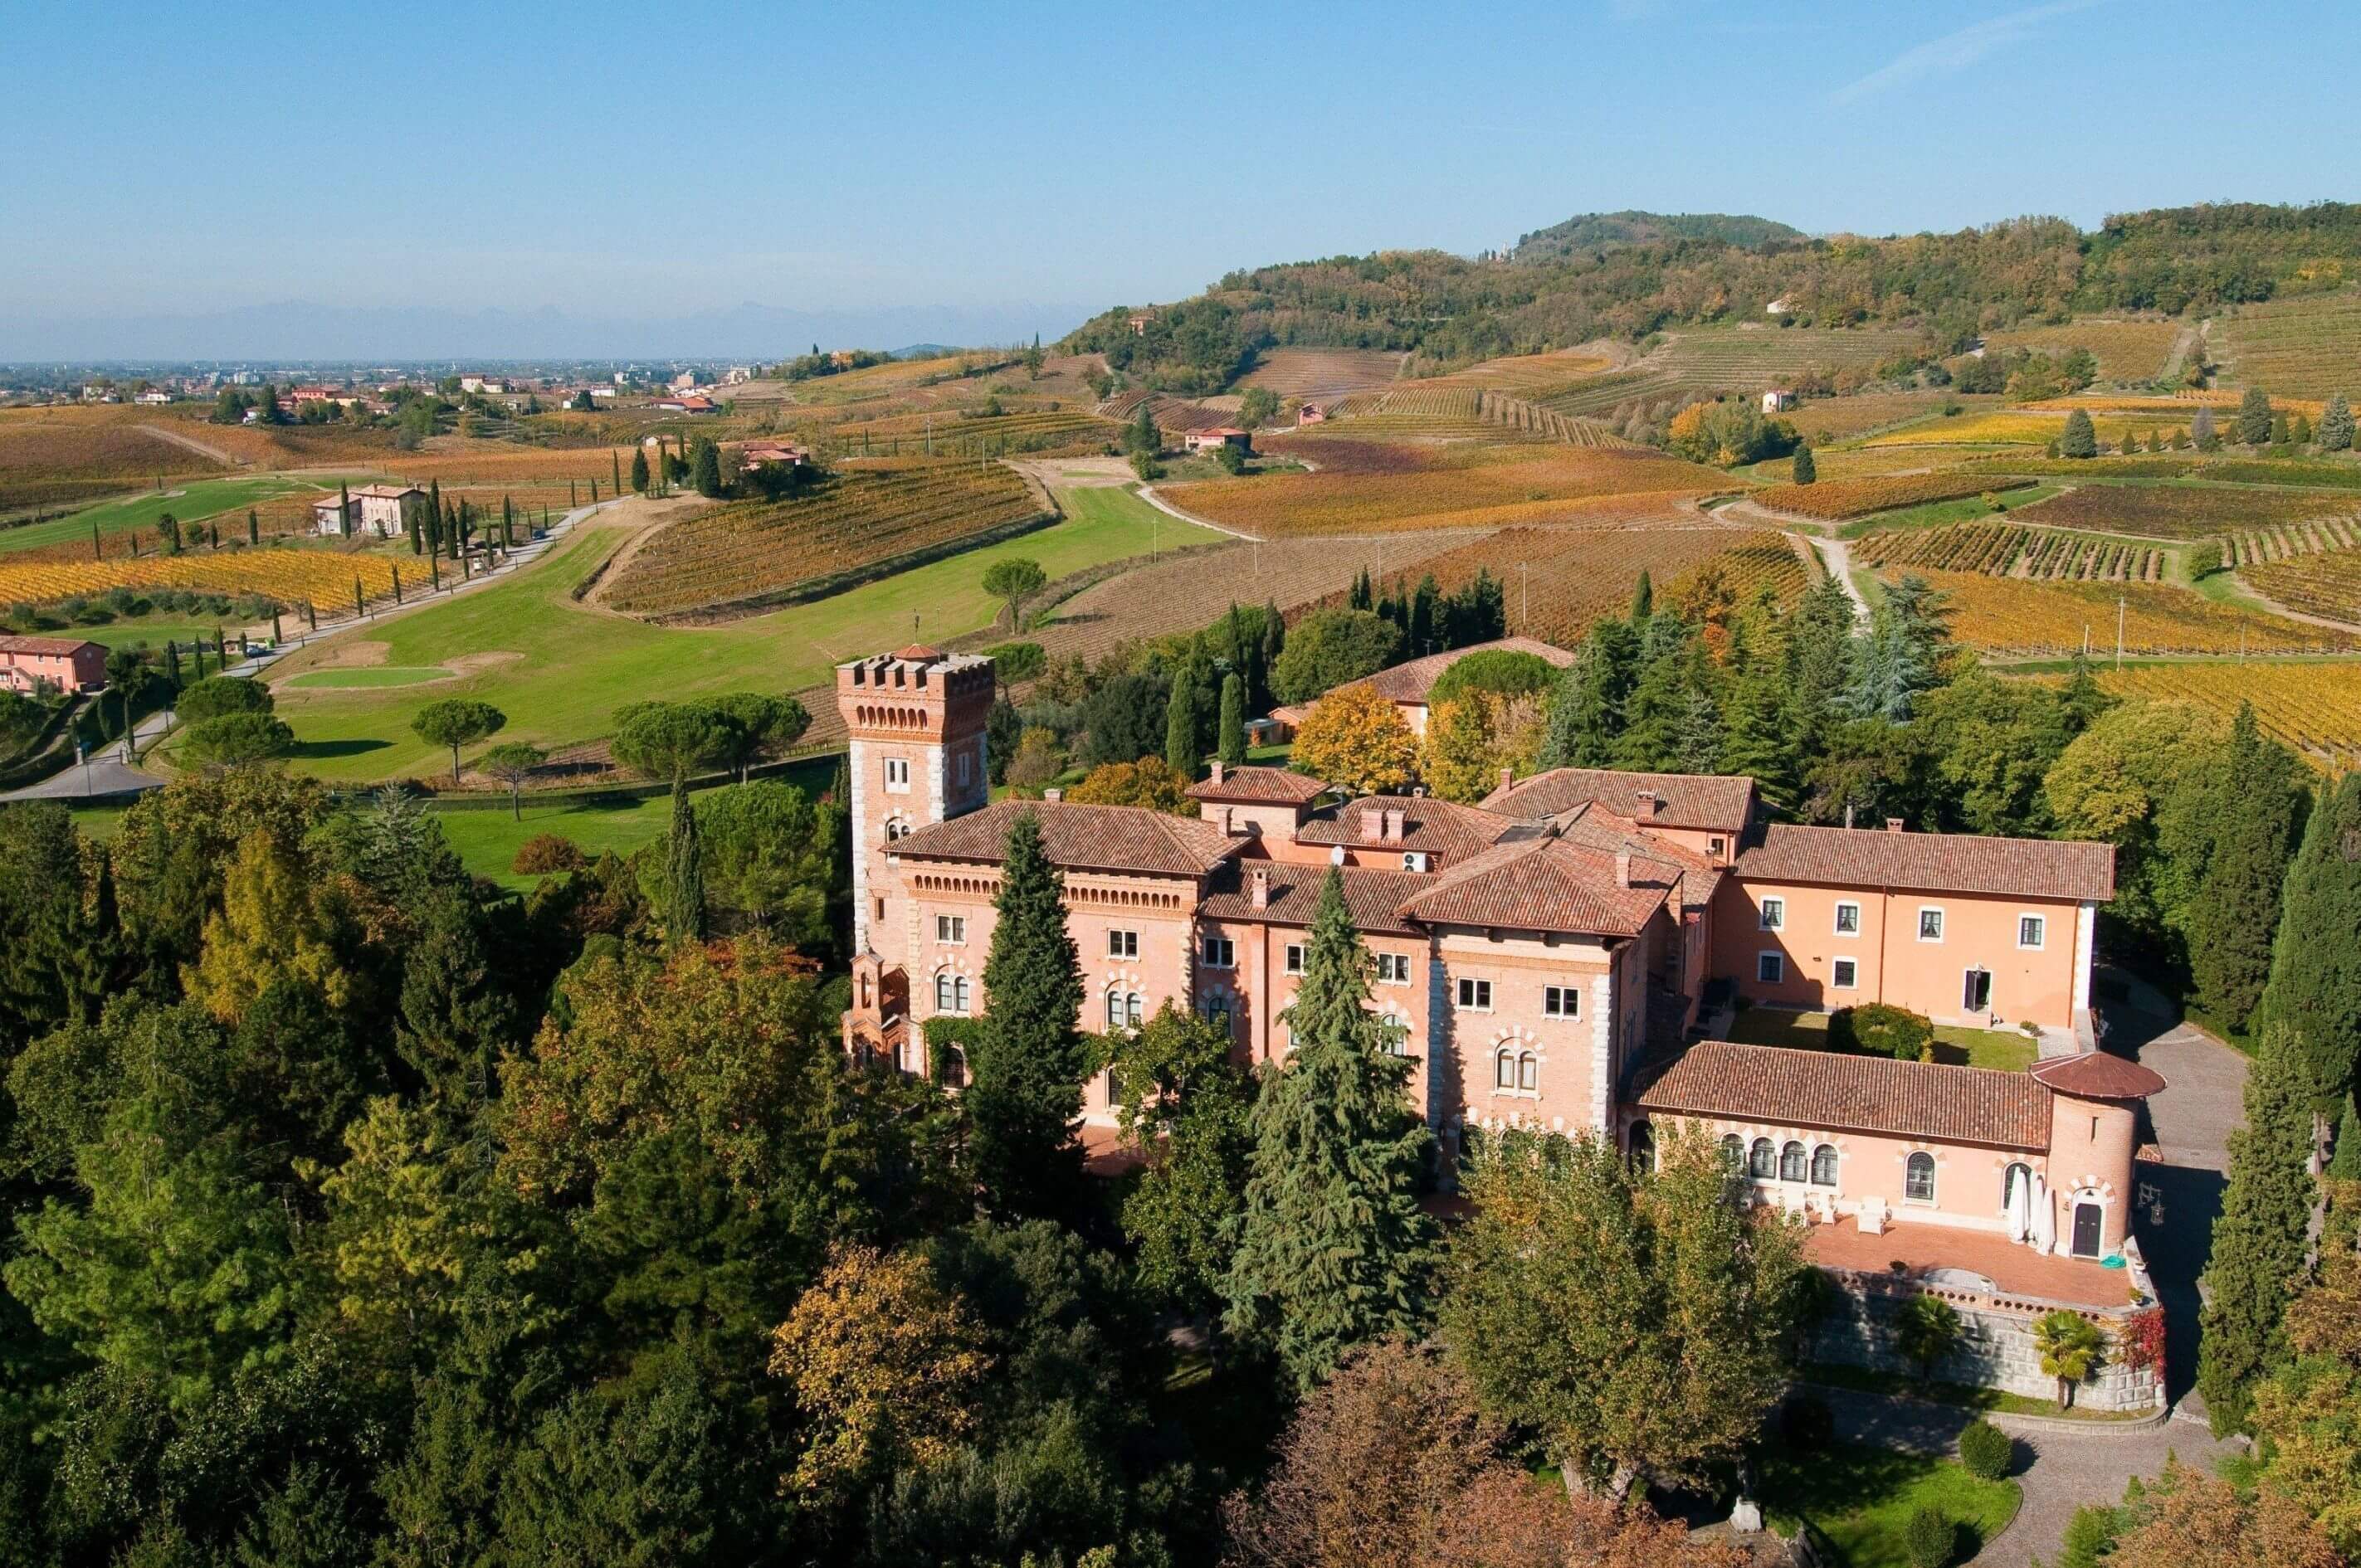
1063, 202, 2361, 394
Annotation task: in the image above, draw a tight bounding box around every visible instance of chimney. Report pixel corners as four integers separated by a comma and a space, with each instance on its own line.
1383, 807, 1405, 844
1360, 809, 1385, 844
1210, 758, 1226, 785
1216, 805, 1234, 836
1636, 789, 1659, 820
1614, 848, 1633, 888
1042, 787, 1062, 802
1499, 766, 1514, 793
1251, 868, 1270, 909
1885, 817, 1904, 835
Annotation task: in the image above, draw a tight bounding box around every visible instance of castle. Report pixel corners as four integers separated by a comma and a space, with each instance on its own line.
836, 643, 2161, 1326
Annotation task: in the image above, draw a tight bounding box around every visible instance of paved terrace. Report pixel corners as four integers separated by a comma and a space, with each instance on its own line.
1805, 1215, 2133, 1310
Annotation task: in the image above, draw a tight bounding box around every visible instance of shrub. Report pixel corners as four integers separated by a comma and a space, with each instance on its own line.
1957, 1418, 2011, 1480
174, 674, 271, 723
984, 640, 1046, 682
1830, 1002, 1934, 1062
1905, 1506, 1956, 1568
1780, 1393, 1834, 1451
512, 833, 588, 875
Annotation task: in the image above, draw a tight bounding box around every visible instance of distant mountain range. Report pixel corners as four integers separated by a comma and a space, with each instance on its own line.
0, 301, 1091, 365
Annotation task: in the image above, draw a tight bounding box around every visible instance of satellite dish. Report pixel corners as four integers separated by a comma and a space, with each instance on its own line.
1329, 845, 1346, 867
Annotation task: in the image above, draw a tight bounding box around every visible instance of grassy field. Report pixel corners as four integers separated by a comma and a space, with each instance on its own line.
284, 666, 455, 689
1763, 1443, 2021, 1568
1, 475, 324, 554
49, 619, 238, 650
1834, 483, 2066, 538
265, 490, 1223, 781
1726, 1005, 2037, 1071
434, 797, 676, 889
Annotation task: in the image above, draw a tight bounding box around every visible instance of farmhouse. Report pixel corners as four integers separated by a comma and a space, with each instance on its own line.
1762, 389, 1798, 412
1182, 426, 1251, 455
312, 484, 426, 539
833, 645, 2142, 1322
654, 395, 720, 414
0, 635, 107, 694
736, 441, 810, 469
134, 389, 173, 406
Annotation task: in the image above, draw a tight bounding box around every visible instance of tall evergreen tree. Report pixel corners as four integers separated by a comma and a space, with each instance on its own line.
666, 778, 706, 944
1784, 576, 1857, 768
2188, 704, 2302, 1033
1408, 575, 1437, 657
1163, 678, 1198, 778
1259, 597, 1285, 707
1614, 628, 1705, 772
1630, 571, 1653, 621
1789, 441, 1816, 485
1217, 673, 1247, 769
2237, 387, 2275, 446
337, 482, 352, 539
1540, 621, 1639, 770
1717, 622, 1797, 807
2060, 409, 2098, 458
970, 811, 1088, 1220
2197, 1027, 2320, 1434
2320, 392, 2355, 453
2258, 772, 2361, 1099
1225, 870, 1436, 1387
1349, 569, 1371, 612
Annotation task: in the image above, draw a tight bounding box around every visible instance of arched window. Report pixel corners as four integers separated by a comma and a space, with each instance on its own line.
885, 816, 910, 842
954, 976, 969, 1015
1377, 1012, 1408, 1054
1905, 1152, 1936, 1203
1105, 991, 1124, 1030
1749, 1138, 1775, 1180
1779, 1141, 1807, 1182
1125, 992, 1144, 1029
1495, 1049, 1517, 1091
1628, 1120, 1655, 1169
1720, 1134, 1744, 1168
934, 1045, 967, 1088
1516, 1051, 1539, 1093
935, 973, 955, 1011
1811, 1144, 1838, 1186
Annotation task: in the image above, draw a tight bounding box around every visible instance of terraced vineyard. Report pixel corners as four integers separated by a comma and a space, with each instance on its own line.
2241, 548, 2361, 626
1858, 522, 2167, 582
1978, 318, 2183, 382
1757, 472, 2034, 521
2009, 483, 2359, 542
1159, 446, 1724, 536
1784, 393, 2002, 443
1863, 411, 2064, 447
1236, 348, 1404, 402
2019, 392, 2329, 419
0, 541, 407, 613
1963, 452, 2361, 489
2227, 514, 2361, 564
1899, 568, 2348, 655
825, 405, 1119, 458
2210, 290, 2361, 399
2091, 660, 2361, 768
601, 457, 1046, 619
1324, 386, 1627, 446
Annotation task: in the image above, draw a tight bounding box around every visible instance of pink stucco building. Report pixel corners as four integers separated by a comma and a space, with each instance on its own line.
0, 635, 106, 694
836, 644, 2149, 1297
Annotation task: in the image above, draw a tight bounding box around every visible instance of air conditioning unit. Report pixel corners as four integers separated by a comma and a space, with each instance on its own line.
1402, 852, 1431, 873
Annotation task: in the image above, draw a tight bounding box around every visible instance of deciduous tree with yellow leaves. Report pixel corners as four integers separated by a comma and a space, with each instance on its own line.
1290, 685, 1418, 796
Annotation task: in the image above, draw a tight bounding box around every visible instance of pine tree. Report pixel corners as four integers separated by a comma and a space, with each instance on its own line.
2197, 1026, 2319, 1434
1785, 576, 1858, 767
1225, 870, 1437, 1386
2120, 428, 2138, 455
1540, 620, 1637, 769
2188, 704, 2301, 1033
1614, 627, 1702, 772
2257, 772, 2361, 1100
2060, 409, 2098, 459
2320, 393, 2355, 453
1217, 672, 1247, 768
1163, 678, 1199, 778
2271, 412, 2292, 446
1790, 442, 1816, 485
2291, 412, 2311, 447
2237, 387, 2275, 446
1717, 624, 1796, 806
665, 778, 705, 944
971, 811, 1088, 1220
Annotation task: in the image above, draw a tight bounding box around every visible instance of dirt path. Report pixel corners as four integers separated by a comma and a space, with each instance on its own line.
1133, 482, 1261, 541
574, 494, 715, 614
2224, 573, 2361, 636
1812, 533, 1874, 625
135, 423, 244, 467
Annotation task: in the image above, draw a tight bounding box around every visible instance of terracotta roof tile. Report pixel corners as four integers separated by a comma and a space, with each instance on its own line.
1734, 824, 2115, 903
1483, 767, 1758, 832
0, 635, 100, 657
1296, 796, 1522, 861
1396, 835, 1667, 937
1198, 862, 1427, 936
1184, 765, 1330, 805
1358, 637, 1575, 704
1554, 803, 1724, 908
1632, 1040, 2053, 1150
894, 801, 1239, 879
2029, 1052, 2166, 1100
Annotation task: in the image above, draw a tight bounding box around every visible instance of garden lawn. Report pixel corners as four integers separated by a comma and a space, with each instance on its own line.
2, 475, 322, 554
432, 796, 676, 889
1761, 1443, 2020, 1568
1725, 1006, 2037, 1072
266, 491, 1222, 782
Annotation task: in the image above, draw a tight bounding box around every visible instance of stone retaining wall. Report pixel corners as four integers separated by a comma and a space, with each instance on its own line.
1809, 1269, 2163, 1413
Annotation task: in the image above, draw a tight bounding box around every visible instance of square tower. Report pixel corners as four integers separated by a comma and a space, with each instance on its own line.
837, 645, 995, 962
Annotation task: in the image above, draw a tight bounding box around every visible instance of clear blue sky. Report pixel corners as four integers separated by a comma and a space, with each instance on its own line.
3, 0, 2354, 350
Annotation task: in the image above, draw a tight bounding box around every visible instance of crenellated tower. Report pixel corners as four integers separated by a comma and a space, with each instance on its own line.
836, 645, 994, 964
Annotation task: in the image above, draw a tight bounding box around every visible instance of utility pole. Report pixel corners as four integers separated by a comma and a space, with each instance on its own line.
1520, 562, 1529, 626
2115, 596, 2124, 669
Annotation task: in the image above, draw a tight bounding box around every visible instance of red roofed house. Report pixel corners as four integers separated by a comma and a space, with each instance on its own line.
735, 441, 810, 469
655, 395, 720, 414
1, 635, 107, 694
835, 645, 2152, 1370
1182, 426, 1251, 455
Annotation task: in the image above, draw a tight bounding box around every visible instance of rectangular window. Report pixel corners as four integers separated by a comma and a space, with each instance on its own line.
1107, 929, 1139, 960
1374, 952, 1410, 984
955, 751, 972, 786
1832, 957, 1858, 990
2018, 914, 2046, 950
1759, 897, 1785, 931
1544, 985, 1582, 1020
1285, 944, 1305, 976
1202, 936, 1234, 968
883, 757, 910, 793
1834, 900, 1861, 936
1919, 907, 1945, 942
1456, 977, 1493, 1010
1757, 952, 1785, 984
936, 915, 965, 944
1710, 836, 1727, 858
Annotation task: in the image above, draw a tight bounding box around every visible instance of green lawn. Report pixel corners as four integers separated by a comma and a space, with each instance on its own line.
265, 490, 1224, 782
1, 476, 324, 554
1725, 1006, 2037, 1072
1763, 1444, 2019, 1568
434, 797, 676, 889
283, 666, 453, 689
1835, 482, 2066, 539
1804, 1362, 2153, 1423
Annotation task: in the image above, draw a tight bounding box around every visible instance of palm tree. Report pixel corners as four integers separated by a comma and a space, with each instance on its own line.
2033, 1310, 2105, 1409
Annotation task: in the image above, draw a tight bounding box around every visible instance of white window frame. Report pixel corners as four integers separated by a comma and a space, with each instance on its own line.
883, 756, 910, 794
936, 914, 965, 945
1284, 943, 1305, 976
1779, 1140, 1807, 1183
1831, 957, 1858, 991
934, 973, 969, 1015
1811, 1144, 1839, 1186
1202, 935, 1235, 969
1759, 896, 1786, 932
1543, 985, 1582, 1020
1905, 1152, 1937, 1204
1918, 906, 1946, 943
1374, 952, 1410, 985
1107, 929, 1139, 960
2017, 913, 2046, 950
1494, 1049, 1517, 1091
1833, 900, 1861, 936
1756, 951, 1784, 985
1456, 976, 1493, 1011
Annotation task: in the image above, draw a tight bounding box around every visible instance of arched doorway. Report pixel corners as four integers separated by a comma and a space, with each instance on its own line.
2071, 1200, 2105, 1259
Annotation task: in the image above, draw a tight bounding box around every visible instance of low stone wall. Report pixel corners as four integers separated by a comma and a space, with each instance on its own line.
1808, 1269, 2164, 1413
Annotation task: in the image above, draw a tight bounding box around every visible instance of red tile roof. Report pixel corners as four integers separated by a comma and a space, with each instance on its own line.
1396, 835, 1667, 937
1184, 765, 1330, 805
1357, 637, 1575, 705
1632, 1040, 2054, 1150
1296, 795, 1521, 861
894, 801, 1239, 879
0, 635, 100, 657
1554, 803, 1724, 908
2030, 1052, 2166, 1101
1483, 767, 1758, 832
1734, 824, 2115, 903
1198, 862, 1428, 936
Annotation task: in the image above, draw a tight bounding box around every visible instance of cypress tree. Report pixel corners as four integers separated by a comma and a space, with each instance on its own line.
1163, 678, 1198, 777
407, 500, 422, 555
1217, 672, 1247, 768
1790, 441, 1816, 485
1716, 622, 1796, 807
1259, 598, 1285, 705
666, 778, 706, 944
630, 449, 650, 492
2188, 704, 2302, 1033
612, 450, 622, 494
246, 509, 259, 546
2060, 409, 2098, 459
1225, 869, 1437, 1387
1630, 570, 1653, 621
2197, 1026, 2319, 1434
1408, 575, 1437, 657
2257, 772, 2361, 1100
2320, 393, 2355, 453
970, 811, 1088, 1220
2332, 1101, 2361, 1182
339, 481, 353, 538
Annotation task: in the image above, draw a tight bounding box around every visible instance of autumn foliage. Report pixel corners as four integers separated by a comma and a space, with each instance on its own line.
1290, 684, 1418, 796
